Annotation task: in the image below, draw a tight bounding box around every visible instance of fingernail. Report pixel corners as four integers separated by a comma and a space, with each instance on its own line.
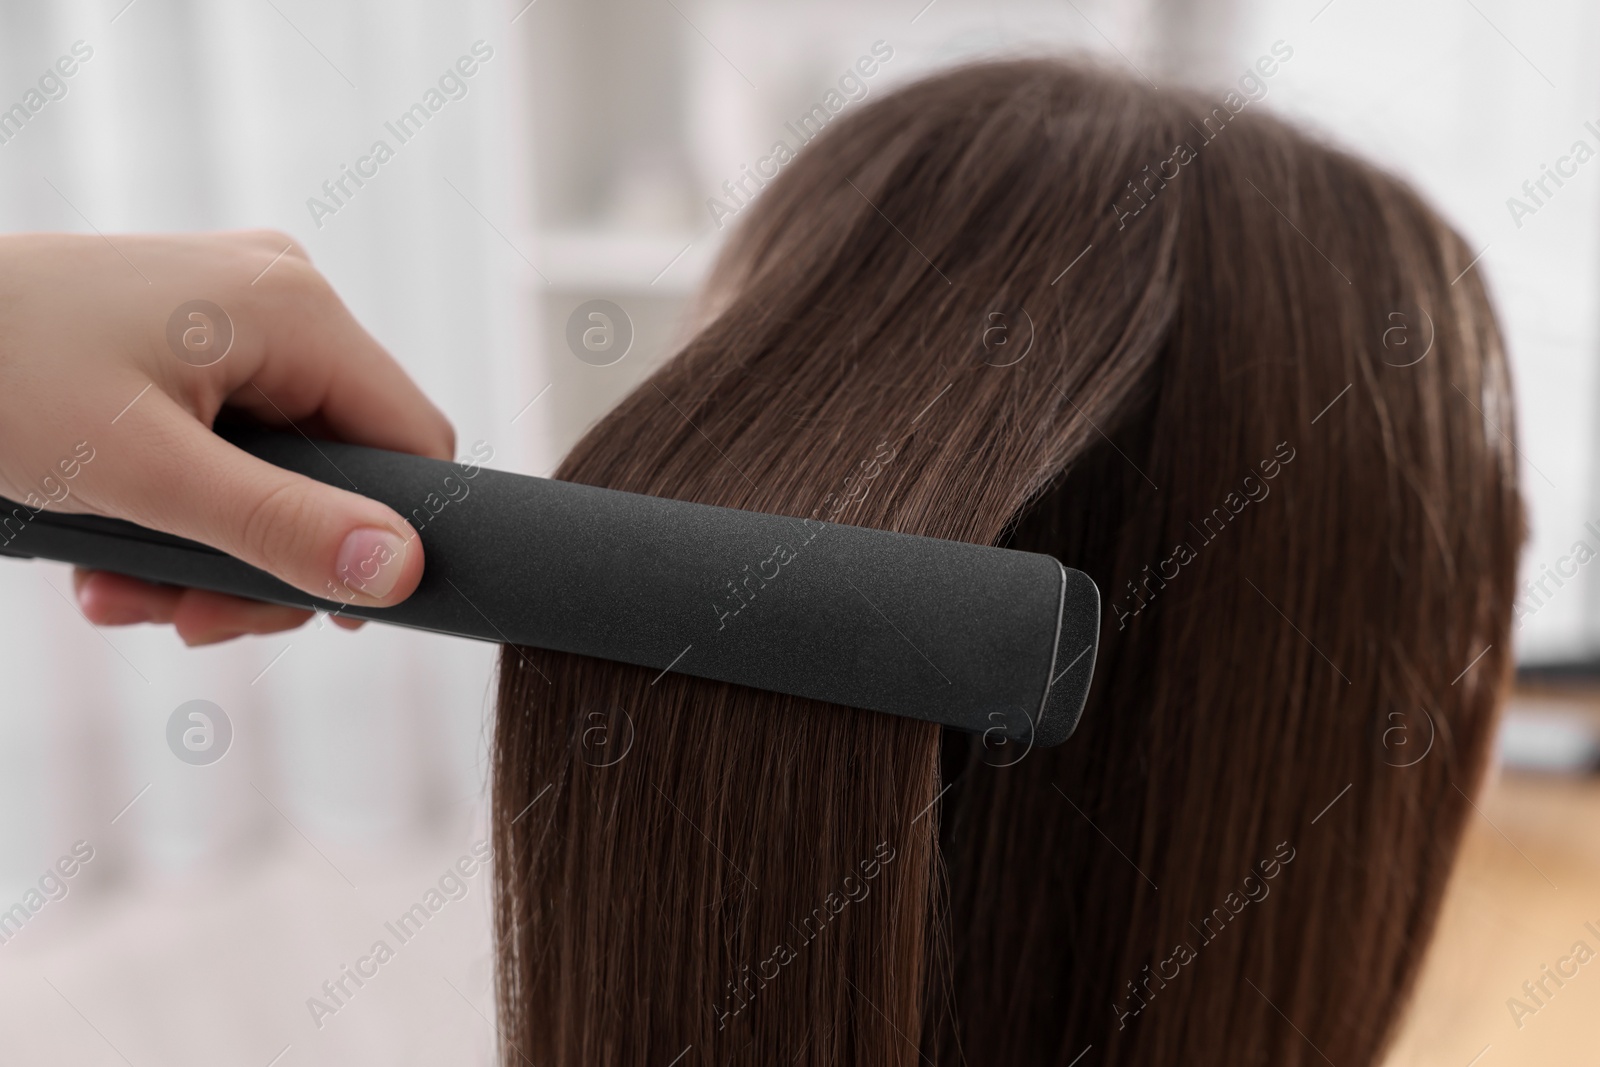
335, 527, 409, 602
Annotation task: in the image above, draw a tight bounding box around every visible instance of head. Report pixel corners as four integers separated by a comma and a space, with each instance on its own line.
493, 58, 1522, 1065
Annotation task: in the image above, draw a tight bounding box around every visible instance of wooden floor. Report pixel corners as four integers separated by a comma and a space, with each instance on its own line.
1386, 767, 1600, 1065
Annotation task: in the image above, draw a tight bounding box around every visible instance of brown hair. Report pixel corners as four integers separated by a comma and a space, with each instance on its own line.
492, 59, 1522, 1065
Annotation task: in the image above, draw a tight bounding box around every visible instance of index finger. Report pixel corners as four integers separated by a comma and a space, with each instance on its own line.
193, 231, 457, 461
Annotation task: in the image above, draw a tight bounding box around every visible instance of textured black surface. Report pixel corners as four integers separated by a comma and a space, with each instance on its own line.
0, 426, 1099, 744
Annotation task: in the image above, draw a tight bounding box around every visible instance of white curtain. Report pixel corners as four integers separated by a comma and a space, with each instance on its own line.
0, 1, 538, 1062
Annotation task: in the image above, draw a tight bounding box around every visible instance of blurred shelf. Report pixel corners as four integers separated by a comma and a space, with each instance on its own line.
1501, 681, 1600, 776
1519, 660, 1600, 685
527, 228, 716, 295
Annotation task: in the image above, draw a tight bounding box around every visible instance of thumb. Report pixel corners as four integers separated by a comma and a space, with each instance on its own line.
87, 390, 424, 607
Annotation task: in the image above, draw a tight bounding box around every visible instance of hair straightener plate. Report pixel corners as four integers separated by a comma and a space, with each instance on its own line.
0, 426, 1100, 746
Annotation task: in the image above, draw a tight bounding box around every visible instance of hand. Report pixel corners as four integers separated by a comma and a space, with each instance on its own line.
0, 230, 455, 645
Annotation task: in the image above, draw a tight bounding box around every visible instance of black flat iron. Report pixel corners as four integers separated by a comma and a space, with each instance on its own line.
0, 425, 1100, 746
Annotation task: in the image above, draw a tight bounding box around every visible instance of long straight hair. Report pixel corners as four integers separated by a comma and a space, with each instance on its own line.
492, 59, 1522, 1066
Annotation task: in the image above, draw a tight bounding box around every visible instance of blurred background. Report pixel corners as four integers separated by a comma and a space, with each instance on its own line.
0, 0, 1597, 1062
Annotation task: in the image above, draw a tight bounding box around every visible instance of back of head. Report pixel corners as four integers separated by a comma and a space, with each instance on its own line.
493, 58, 1522, 1065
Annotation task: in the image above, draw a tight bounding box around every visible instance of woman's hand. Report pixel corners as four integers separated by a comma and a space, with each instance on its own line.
0, 230, 455, 645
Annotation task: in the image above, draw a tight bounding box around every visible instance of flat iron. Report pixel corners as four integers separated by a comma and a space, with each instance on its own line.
0, 425, 1099, 746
